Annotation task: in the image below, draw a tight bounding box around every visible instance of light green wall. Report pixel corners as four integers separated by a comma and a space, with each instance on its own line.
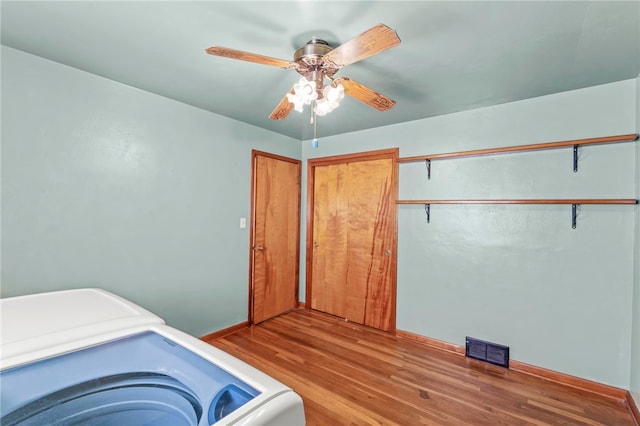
2, 44, 638, 392
300, 79, 637, 388
0, 46, 301, 337
631, 74, 640, 405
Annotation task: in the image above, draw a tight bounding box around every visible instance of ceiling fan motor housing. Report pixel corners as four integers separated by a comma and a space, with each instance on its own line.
293, 38, 338, 96
293, 38, 333, 63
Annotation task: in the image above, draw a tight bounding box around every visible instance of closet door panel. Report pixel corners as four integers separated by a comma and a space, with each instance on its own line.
345, 158, 395, 329
311, 164, 348, 318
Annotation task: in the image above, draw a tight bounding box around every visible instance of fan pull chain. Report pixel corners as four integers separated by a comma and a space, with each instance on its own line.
311, 101, 318, 149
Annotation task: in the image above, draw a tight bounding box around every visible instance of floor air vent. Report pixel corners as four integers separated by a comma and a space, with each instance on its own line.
465, 337, 509, 368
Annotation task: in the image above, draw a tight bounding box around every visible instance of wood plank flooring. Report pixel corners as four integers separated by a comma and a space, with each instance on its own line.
206, 309, 635, 425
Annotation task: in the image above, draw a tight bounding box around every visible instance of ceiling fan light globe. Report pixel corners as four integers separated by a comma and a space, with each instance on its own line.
287, 92, 305, 112
321, 86, 331, 102
314, 105, 330, 116
294, 77, 313, 93
326, 84, 345, 103
301, 84, 314, 96
314, 98, 338, 116
292, 77, 318, 106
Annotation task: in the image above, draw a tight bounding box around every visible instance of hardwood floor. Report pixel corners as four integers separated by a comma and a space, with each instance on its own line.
206, 309, 635, 425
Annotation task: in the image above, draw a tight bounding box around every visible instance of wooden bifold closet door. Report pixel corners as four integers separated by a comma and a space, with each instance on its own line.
307, 149, 398, 331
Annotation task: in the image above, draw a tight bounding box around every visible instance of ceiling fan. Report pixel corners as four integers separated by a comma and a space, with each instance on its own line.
205, 24, 401, 120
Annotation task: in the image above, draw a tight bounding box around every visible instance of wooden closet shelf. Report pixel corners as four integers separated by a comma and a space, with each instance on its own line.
396, 134, 639, 227
396, 199, 639, 205
397, 133, 638, 163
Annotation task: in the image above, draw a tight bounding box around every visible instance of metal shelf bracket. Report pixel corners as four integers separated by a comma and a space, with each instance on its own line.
424, 203, 430, 223
572, 204, 578, 229
425, 159, 431, 180
573, 145, 579, 173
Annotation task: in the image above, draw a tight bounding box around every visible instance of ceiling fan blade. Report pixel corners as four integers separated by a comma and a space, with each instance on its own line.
335, 77, 396, 111
269, 88, 295, 120
206, 46, 297, 69
324, 24, 400, 67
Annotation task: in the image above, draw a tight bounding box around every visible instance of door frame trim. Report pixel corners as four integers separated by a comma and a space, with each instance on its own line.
305, 148, 399, 331
249, 150, 301, 325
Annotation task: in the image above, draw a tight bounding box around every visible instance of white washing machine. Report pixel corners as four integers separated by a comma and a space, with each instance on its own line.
0, 288, 305, 425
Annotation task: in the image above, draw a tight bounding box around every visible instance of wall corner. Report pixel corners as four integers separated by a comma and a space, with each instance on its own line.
631, 74, 640, 407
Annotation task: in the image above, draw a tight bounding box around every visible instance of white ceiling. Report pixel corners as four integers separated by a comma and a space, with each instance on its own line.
2, 1, 639, 141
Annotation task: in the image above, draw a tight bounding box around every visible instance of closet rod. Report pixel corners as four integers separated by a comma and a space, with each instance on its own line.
396, 199, 638, 205
397, 134, 638, 163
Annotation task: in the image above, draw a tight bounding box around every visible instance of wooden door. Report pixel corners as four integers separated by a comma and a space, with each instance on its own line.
310, 164, 349, 318
307, 149, 398, 331
250, 151, 301, 324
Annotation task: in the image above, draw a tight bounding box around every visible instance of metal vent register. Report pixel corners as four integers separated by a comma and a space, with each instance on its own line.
465, 337, 509, 368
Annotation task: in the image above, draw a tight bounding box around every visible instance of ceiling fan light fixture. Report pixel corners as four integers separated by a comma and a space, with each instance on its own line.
287, 77, 319, 112
286, 93, 305, 113
314, 83, 345, 116
294, 77, 317, 102
313, 99, 333, 116
325, 83, 345, 103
